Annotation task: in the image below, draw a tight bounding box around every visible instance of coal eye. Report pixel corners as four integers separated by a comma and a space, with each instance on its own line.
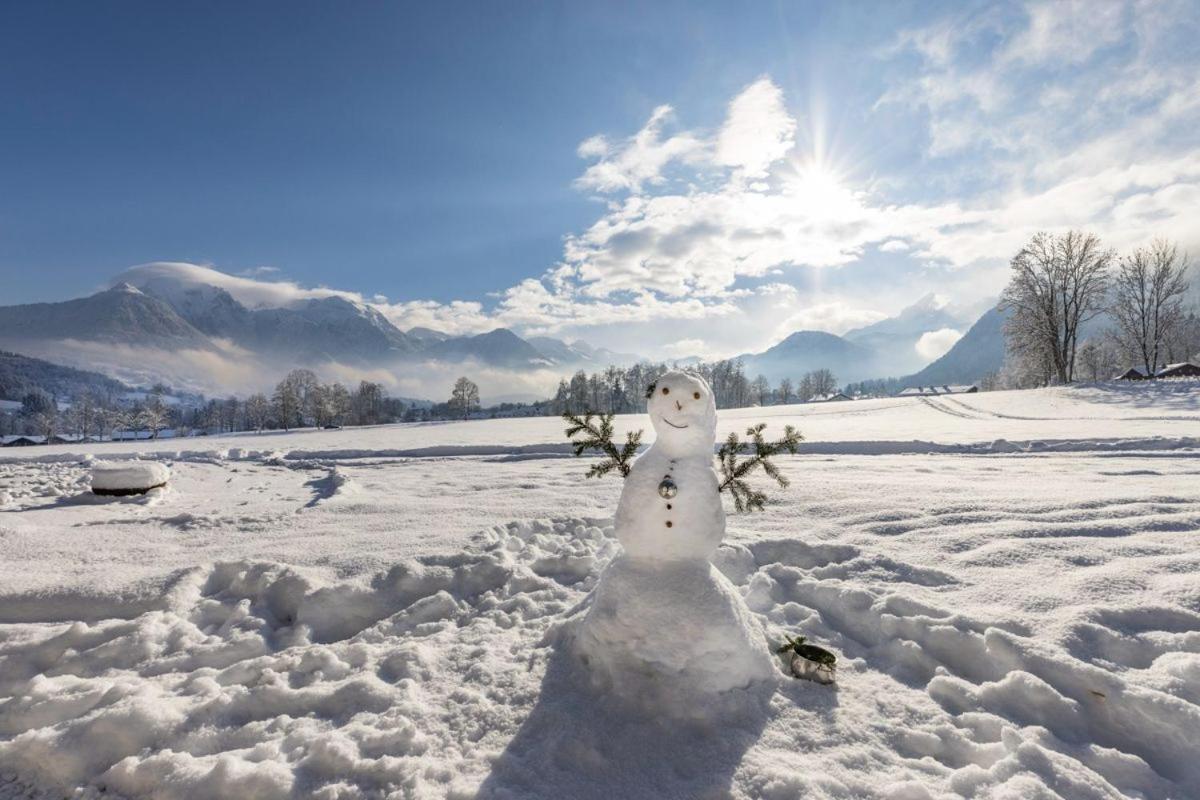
661, 387, 670, 395
693, 391, 700, 400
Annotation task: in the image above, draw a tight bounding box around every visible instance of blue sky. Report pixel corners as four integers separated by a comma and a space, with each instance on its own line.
3, 1, 1199, 360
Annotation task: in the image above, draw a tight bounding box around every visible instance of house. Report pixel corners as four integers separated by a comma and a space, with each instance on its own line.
896, 385, 979, 397
1156, 362, 1200, 379
811, 392, 852, 402
1114, 367, 1148, 381
48, 433, 100, 445
1, 435, 46, 447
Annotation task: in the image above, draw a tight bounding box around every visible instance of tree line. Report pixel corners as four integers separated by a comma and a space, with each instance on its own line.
543, 362, 841, 415
0, 369, 417, 441
998, 232, 1198, 387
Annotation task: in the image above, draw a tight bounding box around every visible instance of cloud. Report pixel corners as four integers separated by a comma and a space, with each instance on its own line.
114, 262, 360, 310
573, 105, 704, 194
915, 328, 963, 360
106, 13, 1200, 367
714, 77, 796, 178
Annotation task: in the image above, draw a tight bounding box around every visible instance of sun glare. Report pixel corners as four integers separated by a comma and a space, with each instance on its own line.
789, 162, 855, 218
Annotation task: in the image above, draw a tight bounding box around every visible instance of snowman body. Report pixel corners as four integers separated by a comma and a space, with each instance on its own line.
575, 370, 777, 703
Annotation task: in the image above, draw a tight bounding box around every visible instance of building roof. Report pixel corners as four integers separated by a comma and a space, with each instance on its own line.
1, 435, 46, 445
1156, 362, 1200, 376
896, 385, 978, 396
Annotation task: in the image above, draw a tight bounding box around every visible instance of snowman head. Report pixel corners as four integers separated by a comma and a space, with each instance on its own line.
646, 370, 717, 457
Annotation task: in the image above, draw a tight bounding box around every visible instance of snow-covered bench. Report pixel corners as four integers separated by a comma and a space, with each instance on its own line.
91, 461, 171, 496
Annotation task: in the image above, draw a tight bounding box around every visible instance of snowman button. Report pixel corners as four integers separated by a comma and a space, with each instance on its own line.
665, 521, 673, 528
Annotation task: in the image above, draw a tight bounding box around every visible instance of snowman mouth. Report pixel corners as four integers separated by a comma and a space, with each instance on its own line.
660, 416, 689, 429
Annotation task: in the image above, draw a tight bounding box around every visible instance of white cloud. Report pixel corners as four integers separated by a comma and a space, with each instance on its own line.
109, 17, 1200, 367
714, 77, 796, 178
114, 262, 360, 310
915, 328, 963, 360
1000, 0, 1126, 66
573, 105, 704, 194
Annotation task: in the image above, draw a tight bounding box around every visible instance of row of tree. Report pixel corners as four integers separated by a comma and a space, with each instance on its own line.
542, 362, 840, 415
999, 232, 1198, 386
0, 370, 419, 440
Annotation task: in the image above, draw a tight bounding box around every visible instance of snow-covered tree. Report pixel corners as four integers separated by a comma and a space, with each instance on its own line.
273, 375, 303, 431
1001, 231, 1113, 384
139, 393, 168, 439
325, 383, 350, 426
1109, 239, 1190, 377
245, 392, 271, 432
66, 390, 96, 438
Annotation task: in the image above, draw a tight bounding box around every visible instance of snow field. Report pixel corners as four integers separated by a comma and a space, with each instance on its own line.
0, 383, 1198, 798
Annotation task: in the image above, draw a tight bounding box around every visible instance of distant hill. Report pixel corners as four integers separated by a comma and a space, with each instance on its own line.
844, 293, 972, 376
739, 331, 876, 383
0, 350, 129, 402
902, 306, 1008, 386
0, 264, 648, 386
0, 283, 210, 348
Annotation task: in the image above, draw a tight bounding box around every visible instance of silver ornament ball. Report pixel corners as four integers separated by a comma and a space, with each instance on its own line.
658, 477, 678, 499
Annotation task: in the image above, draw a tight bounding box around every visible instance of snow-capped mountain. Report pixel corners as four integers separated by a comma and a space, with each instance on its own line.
844, 293, 974, 376
0, 283, 211, 348
525, 337, 641, 368
0, 267, 649, 391
0, 261, 1008, 394
424, 328, 553, 369
901, 305, 1008, 386
737, 331, 876, 383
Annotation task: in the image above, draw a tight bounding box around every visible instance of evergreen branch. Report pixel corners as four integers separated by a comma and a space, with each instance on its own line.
717, 423, 802, 512
563, 411, 643, 479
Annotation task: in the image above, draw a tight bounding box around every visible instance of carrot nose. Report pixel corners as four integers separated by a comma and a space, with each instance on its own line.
675, 400, 682, 411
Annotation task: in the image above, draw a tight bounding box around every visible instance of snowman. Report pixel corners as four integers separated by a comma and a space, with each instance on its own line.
573, 370, 778, 707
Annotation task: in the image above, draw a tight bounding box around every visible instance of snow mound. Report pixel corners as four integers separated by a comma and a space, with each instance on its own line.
573, 554, 778, 710
2, 515, 1197, 798
91, 461, 171, 495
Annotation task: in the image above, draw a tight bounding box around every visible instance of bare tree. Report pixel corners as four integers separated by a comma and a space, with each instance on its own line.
1165, 308, 1200, 363
1109, 239, 1190, 377
750, 374, 771, 406
810, 368, 837, 397
140, 392, 168, 439
778, 377, 794, 405
1077, 338, 1118, 382
450, 376, 480, 420
351, 381, 384, 425
1000, 230, 1113, 384
245, 393, 271, 432
273, 375, 303, 431
797, 373, 814, 402
326, 383, 350, 426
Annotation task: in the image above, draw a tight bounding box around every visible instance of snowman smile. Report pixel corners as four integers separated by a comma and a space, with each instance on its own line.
660, 416, 689, 429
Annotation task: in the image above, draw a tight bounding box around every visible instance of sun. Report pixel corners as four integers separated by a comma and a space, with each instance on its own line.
789, 162, 856, 218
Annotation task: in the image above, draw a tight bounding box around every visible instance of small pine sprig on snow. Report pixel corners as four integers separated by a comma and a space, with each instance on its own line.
717, 423, 802, 512
563, 411, 643, 479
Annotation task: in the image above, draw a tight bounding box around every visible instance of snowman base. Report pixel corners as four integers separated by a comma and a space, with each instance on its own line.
574, 554, 777, 713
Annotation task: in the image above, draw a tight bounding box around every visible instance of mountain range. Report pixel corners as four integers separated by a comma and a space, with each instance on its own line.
735, 293, 989, 384
0, 265, 1008, 395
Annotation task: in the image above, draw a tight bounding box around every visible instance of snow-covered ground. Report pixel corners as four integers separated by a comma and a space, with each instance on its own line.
1, 383, 1199, 799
